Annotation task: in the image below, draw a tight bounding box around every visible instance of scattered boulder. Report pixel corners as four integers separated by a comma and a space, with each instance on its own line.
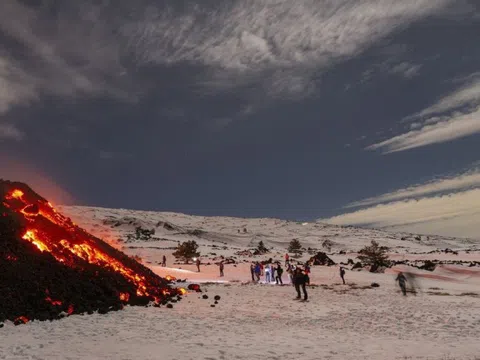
371, 283, 380, 288
419, 260, 437, 271
309, 252, 335, 266
351, 262, 363, 270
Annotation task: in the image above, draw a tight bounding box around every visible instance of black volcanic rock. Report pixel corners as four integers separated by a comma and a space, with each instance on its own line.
309, 252, 335, 266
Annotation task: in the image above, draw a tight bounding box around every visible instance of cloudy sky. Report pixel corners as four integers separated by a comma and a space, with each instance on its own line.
1, 0, 479, 239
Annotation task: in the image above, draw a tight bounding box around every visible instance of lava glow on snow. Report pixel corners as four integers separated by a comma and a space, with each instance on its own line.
1, 180, 191, 324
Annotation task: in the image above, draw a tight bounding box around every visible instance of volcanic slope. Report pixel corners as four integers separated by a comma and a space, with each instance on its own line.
0, 181, 184, 325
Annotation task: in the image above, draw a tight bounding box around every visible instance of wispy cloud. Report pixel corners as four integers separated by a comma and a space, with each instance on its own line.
367, 76, 480, 153
125, 0, 451, 96
367, 107, 480, 153
324, 189, 480, 239
408, 77, 480, 120
0, 0, 131, 114
323, 167, 480, 239
388, 62, 422, 79
0, 122, 24, 140
347, 167, 480, 208
0, 0, 455, 115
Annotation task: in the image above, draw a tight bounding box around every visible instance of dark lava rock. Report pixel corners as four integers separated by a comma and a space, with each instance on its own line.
166, 304, 173, 309
419, 260, 437, 271
309, 252, 335, 266
371, 283, 380, 288
210, 305, 215, 308
214, 295, 221, 301
188, 284, 202, 292
214, 301, 218, 305
351, 262, 363, 270
202, 295, 209, 299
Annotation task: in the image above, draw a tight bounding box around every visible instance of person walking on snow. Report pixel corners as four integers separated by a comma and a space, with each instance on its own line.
196, 258, 201, 272
162, 255, 167, 267
250, 263, 256, 282
396, 272, 407, 296
285, 253, 290, 266
219, 261, 224, 277
340, 266, 346, 285
293, 268, 308, 301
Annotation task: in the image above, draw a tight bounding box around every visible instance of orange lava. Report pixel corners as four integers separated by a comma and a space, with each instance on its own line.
3, 187, 181, 303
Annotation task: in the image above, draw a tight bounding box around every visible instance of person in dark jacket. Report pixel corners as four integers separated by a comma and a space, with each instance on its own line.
254, 262, 261, 282
250, 263, 255, 282
275, 263, 284, 285
293, 268, 308, 301
162, 255, 167, 267
340, 266, 346, 285
396, 272, 407, 296
219, 261, 224, 277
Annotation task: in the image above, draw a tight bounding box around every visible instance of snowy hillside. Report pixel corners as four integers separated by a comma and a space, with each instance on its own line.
2, 205, 480, 360
61, 205, 477, 257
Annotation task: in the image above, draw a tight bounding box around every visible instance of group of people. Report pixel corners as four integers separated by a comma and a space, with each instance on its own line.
250, 262, 284, 284
247, 254, 315, 301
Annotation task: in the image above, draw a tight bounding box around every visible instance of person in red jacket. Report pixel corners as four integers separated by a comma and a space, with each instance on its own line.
285, 253, 290, 266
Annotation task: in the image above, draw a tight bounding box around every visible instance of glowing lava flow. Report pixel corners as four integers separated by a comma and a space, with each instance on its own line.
2, 185, 182, 303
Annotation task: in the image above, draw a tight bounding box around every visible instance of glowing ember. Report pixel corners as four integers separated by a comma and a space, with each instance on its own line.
45, 297, 63, 306
178, 288, 187, 295
10, 189, 24, 199
5, 254, 18, 261
165, 275, 176, 282
14, 316, 29, 324
119, 293, 130, 302
22, 230, 52, 253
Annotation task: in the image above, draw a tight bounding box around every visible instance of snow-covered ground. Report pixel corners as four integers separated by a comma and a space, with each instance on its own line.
2, 206, 480, 360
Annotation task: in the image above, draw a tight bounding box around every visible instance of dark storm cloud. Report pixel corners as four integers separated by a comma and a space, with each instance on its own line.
0, 0, 479, 238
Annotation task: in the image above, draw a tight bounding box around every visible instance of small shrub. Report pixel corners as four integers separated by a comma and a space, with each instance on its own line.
256, 241, 269, 254
357, 240, 390, 270
172, 240, 200, 264
288, 239, 303, 257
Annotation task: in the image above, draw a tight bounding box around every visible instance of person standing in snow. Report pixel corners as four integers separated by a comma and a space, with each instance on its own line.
396, 272, 407, 296
254, 262, 261, 282
219, 261, 224, 277
340, 266, 346, 285
265, 263, 271, 283
304, 262, 311, 285
275, 263, 284, 285
196, 258, 201, 272
162, 255, 167, 267
285, 253, 290, 266
250, 263, 256, 282
286, 263, 294, 286
293, 268, 308, 301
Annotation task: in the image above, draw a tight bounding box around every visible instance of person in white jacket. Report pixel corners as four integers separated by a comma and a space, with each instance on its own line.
265, 264, 271, 283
